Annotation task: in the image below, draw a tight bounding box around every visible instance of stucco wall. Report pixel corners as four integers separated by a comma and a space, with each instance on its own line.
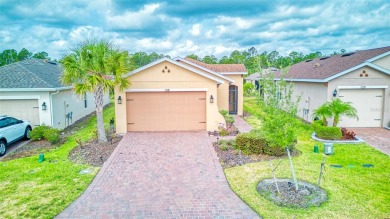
0, 91, 52, 125
52, 89, 110, 129
115, 61, 225, 133
329, 66, 390, 127
292, 82, 328, 122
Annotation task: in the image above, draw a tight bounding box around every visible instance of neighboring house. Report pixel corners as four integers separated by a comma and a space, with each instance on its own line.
280, 46, 390, 128
245, 67, 278, 90
0, 59, 110, 129
114, 57, 247, 133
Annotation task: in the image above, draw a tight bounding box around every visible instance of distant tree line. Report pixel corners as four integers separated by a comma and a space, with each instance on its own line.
1, 47, 347, 74
0, 48, 50, 66
187, 47, 347, 74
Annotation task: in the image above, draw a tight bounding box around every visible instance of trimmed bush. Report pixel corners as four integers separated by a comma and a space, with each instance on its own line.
236, 131, 267, 154
30, 125, 60, 144
43, 128, 61, 144
218, 128, 229, 136
219, 110, 235, 126
30, 125, 50, 140
313, 124, 342, 140
263, 143, 288, 156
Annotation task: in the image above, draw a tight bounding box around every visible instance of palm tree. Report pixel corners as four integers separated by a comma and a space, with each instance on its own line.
328, 98, 359, 127
312, 103, 332, 126
61, 39, 131, 143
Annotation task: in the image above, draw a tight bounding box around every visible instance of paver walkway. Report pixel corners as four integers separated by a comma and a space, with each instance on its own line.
233, 115, 253, 133
351, 128, 390, 155
57, 132, 259, 218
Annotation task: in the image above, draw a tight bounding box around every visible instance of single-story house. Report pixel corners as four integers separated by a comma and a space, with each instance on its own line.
281, 46, 390, 128
0, 58, 110, 129
245, 67, 278, 91
114, 57, 247, 133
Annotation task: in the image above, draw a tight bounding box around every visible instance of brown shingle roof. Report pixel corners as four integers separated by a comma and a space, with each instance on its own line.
184, 58, 247, 73
282, 46, 390, 80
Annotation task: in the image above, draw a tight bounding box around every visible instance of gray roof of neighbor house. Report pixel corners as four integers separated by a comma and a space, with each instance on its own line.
0, 58, 65, 89
280, 46, 390, 81
245, 67, 279, 81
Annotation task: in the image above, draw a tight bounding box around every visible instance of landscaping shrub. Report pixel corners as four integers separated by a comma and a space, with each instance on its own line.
30, 125, 60, 144
43, 128, 61, 144
219, 140, 229, 151
263, 142, 290, 156
30, 125, 50, 140
244, 82, 255, 96
236, 130, 267, 154
341, 127, 356, 140
218, 128, 229, 136
313, 124, 342, 140
219, 110, 235, 126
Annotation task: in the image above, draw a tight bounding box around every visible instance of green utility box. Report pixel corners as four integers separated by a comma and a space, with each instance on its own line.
324, 143, 334, 155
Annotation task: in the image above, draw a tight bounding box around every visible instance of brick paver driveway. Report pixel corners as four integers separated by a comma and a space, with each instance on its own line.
57, 132, 259, 218
352, 128, 390, 155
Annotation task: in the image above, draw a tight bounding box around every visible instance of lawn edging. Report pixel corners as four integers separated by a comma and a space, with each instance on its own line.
311, 132, 365, 144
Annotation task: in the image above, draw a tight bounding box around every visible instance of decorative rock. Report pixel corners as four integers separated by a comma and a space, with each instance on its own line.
79, 168, 94, 175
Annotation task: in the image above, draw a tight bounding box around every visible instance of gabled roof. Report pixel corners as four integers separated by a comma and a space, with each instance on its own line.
0, 58, 67, 89
280, 46, 390, 82
174, 57, 234, 83
125, 57, 225, 84
245, 68, 279, 81
184, 58, 247, 74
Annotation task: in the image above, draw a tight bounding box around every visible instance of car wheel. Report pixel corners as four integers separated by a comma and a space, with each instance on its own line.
25, 127, 32, 140
0, 140, 6, 157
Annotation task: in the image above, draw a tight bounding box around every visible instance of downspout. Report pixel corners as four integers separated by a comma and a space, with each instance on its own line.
50, 89, 60, 127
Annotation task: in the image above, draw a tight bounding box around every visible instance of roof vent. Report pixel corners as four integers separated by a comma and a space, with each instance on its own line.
305, 59, 313, 62
341, 52, 355, 57
320, 56, 329, 60
48, 61, 57, 65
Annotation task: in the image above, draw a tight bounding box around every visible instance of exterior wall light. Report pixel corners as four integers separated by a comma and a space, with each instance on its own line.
210, 95, 214, 103
333, 89, 337, 97
117, 96, 122, 104
41, 102, 47, 110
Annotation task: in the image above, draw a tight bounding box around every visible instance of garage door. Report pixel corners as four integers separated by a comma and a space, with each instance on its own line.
126, 92, 206, 131
0, 99, 40, 127
338, 89, 383, 127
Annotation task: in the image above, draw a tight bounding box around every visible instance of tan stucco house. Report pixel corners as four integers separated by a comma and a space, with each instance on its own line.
0, 59, 110, 129
114, 57, 247, 133
281, 46, 390, 128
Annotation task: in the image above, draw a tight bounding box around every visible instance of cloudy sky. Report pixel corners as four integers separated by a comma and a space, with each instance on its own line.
0, 0, 389, 59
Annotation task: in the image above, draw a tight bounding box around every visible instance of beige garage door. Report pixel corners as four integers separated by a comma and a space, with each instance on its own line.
126, 92, 206, 131
338, 89, 383, 127
0, 99, 40, 127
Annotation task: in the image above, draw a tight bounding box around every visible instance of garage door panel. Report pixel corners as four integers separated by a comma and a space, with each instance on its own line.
0, 99, 40, 127
338, 89, 383, 127
126, 92, 206, 131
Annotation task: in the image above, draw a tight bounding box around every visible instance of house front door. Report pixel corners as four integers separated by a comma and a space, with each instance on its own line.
229, 85, 238, 114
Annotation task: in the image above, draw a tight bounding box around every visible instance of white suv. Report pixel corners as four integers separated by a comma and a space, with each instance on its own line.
0, 116, 32, 156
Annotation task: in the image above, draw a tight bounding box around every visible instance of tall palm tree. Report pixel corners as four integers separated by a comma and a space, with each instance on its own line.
328, 98, 359, 127
312, 103, 332, 126
61, 39, 131, 143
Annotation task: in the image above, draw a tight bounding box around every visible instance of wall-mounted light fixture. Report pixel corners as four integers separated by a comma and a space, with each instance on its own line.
117, 96, 122, 104
41, 102, 47, 110
333, 89, 337, 97
210, 95, 214, 103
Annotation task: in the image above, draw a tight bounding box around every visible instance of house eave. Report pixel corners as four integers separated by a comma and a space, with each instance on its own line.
0, 86, 73, 92
125, 57, 225, 84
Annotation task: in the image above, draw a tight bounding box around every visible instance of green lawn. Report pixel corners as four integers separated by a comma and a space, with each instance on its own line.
0, 105, 115, 219
226, 97, 390, 219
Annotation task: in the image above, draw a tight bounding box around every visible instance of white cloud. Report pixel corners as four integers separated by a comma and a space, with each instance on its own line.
190, 24, 201, 36
106, 3, 160, 29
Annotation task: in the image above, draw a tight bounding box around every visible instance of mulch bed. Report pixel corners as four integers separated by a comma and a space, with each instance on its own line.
2, 140, 58, 161
68, 136, 122, 167
213, 142, 300, 168
257, 178, 328, 208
